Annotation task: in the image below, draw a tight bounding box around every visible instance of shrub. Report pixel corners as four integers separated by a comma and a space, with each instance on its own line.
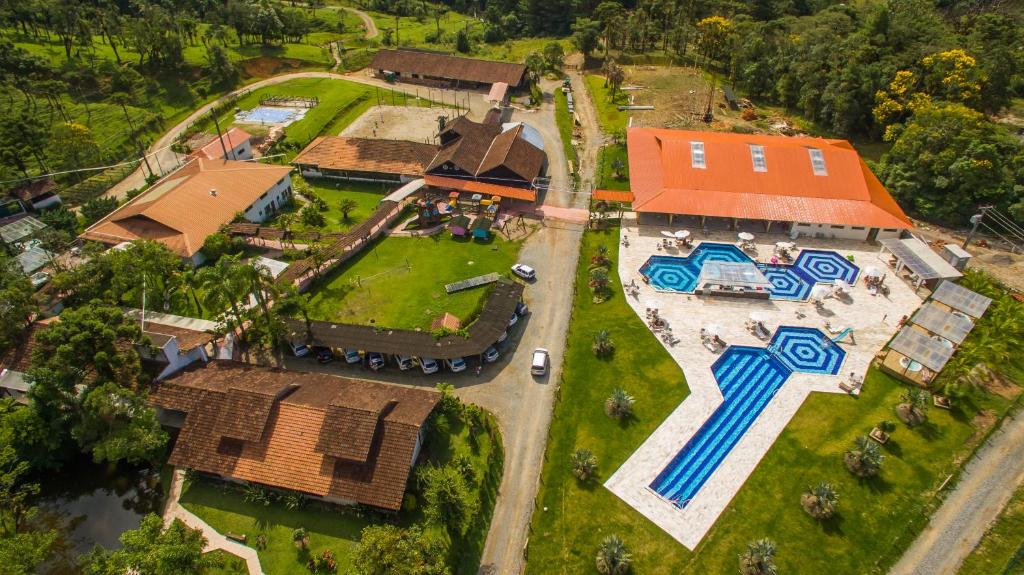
896, 387, 929, 426
800, 481, 838, 520
592, 330, 615, 357
595, 535, 631, 575
844, 435, 884, 478
571, 447, 597, 481
739, 538, 778, 575
604, 388, 634, 420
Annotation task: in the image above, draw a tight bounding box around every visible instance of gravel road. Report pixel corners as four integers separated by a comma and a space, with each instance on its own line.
890, 412, 1024, 575
344, 7, 379, 39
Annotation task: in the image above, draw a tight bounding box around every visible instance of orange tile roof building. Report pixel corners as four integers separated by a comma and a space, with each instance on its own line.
150, 362, 440, 511
626, 129, 911, 240
191, 127, 253, 161
292, 136, 437, 183
81, 158, 293, 265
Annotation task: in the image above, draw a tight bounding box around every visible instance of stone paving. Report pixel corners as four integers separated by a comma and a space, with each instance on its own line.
604, 217, 924, 549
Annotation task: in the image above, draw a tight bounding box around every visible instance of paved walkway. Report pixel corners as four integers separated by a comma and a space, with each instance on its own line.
163, 469, 264, 574
604, 221, 923, 549
890, 412, 1024, 575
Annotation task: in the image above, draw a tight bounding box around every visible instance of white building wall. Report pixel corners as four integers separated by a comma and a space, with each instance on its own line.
229, 140, 252, 160
155, 338, 210, 380
793, 222, 871, 241
243, 175, 293, 223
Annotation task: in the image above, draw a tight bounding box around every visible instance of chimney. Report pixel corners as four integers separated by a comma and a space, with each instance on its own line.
209, 188, 217, 197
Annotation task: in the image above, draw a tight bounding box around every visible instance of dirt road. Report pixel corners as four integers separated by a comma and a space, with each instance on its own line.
344, 7, 379, 39
890, 412, 1024, 575
568, 68, 606, 190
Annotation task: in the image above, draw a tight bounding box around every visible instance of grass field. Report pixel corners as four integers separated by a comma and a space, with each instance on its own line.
292, 179, 393, 233
959, 481, 1024, 574
525, 226, 1022, 574
554, 88, 578, 175
203, 550, 248, 574
597, 144, 629, 191
584, 74, 630, 134
304, 233, 524, 331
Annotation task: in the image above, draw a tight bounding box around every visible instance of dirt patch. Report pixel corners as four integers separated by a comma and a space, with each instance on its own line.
910, 221, 1024, 293
341, 104, 458, 142
242, 57, 304, 79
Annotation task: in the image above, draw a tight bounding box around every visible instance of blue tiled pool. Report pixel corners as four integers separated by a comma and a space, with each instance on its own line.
639, 243, 859, 301
649, 327, 846, 507
235, 106, 308, 125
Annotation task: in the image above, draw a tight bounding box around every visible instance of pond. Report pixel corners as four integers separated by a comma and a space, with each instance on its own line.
32, 458, 166, 573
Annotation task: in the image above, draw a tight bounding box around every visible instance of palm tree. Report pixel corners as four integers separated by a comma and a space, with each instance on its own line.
236, 260, 284, 362
338, 198, 359, 223
176, 268, 204, 317
275, 285, 313, 344
592, 329, 615, 357
604, 387, 634, 420
198, 254, 250, 342
571, 447, 597, 481
845, 435, 884, 478
896, 387, 929, 426
739, 539, 778, 575
292, 527, 309, 549
595, 535, 631, 575
589, 267, 610, 292
800, 481, 838, 520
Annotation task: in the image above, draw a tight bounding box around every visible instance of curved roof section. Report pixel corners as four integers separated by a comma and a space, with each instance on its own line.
626, 129, 911, 229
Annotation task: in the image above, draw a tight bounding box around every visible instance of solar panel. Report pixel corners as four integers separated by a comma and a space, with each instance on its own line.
879, 238, 945, 281
888, 327, 955, 372
931, 281, 992, 318
910, 302, 975, 344
690, 141, 706, 169
808, 148, 827, 176
750, 145, 767, 172
0, 216, 46, 244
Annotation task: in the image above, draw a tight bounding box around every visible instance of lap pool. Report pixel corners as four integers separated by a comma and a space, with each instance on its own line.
649, 327, 845, 508
639, 243, 859, 301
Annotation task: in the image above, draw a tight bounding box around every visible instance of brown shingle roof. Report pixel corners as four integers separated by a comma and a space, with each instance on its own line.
292, 136, 437, 177
80, 158, 292, 258
478, 124, 547, 181
426, 118, 544, 184
151, 362, 440, 510
371, 49, 527, 87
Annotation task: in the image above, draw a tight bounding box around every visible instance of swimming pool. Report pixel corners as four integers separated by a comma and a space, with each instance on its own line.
234, 106, 308, 126
639, 243, 859, 301
650, 327, 845, 507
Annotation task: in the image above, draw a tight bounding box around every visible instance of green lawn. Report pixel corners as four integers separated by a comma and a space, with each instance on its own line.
293, 179, 393, 233
554, 88, 578, 173
304, 233, 524, 330
526, 226, 1022, 574
180, 402, 502, 575
203, 550, 248, 574
959, 481, 1024, 574
597, 144, 630, 191
584, 74, 630, 134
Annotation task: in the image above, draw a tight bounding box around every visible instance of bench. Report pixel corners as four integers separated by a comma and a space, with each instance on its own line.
226, 532, 247, 544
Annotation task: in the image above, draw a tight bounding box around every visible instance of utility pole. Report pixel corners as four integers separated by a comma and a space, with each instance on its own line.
963, 205, 992, 249
211, 107, 231, 160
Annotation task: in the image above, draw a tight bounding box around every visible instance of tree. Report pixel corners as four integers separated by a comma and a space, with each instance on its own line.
593, 2, 625, 56
198, 254, 251, 342
588, 267, 609, 292
739, 538, 778, 575
0, 254, 34, 356
696, 16, 733, 66
206, 43, 239, 89
570, 447, 597, 481
38, 205, 79, 235
455, 28, 471, 53
896, 387, 929, 426
47, 122, 100, 183
592, 330, 615, 358
72, 382, 167, 465
201, 231, 241, 263
877, 103, 1024, 224
254, 0, 284, 45
968, 14, 1023, 113
107, 240, 187, 312
604, 387, 634, 420
800, 481, 838, 520
524, 52, 546, 84
543, 42, 565, 70
80, 514, 209, 575
603, 59, 625, 99
419, 464, 478, 537
80, 197, 119, 228
353, 524, 449, 575
0, 111, 50, 177
292, 527, 310, 550
844, 435, 883, 478
571, 18, 601, 58
301, 203, 326, 227
595, 535, 631, 575
338, 198, 359, 223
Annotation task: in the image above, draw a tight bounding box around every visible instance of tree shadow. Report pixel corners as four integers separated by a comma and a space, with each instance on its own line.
860, 473, 892, 494
911, 419, 941, 441
819, 512, 845, 536
882, 438, 903, 459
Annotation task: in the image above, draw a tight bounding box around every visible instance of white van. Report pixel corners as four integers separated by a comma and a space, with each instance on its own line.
531, 348, 549, 376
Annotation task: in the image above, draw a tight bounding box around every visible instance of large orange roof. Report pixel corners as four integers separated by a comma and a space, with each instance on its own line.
626, 129, 911, 229
80, 158, 292, 257
424, 174, 536, 202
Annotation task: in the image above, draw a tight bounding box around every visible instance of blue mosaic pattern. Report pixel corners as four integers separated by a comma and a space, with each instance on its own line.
650, 327, 845, 508
757, 264, 812, 301
639, 243, 750, 293
792, 249, 860, 284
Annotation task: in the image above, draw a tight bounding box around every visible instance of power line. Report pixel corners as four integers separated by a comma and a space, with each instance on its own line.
985, 207, 1024, 241
978, 221, 1024, 252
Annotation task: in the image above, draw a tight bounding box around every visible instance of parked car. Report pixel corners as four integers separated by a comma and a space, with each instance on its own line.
290, 342, 311, 357
396, 355, 414, 370
29, 271, 51, 289
483, 346, 500, 363
343, 349, 361, 364
515, 301, 529, 317
417, 357, 439, 374
496, 330, 509, 344
313, 347, 334, 364
367, 352, 385, 370
508, 312, 520, 328
445, 357, 467, 373
531, 348, 549, 376
511, 263, 536, 280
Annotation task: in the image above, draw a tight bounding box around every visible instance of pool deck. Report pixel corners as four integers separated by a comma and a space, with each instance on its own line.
604, 217, 923, 549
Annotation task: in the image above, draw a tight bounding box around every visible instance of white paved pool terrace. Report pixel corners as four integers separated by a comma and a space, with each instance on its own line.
604, 217, 923, 549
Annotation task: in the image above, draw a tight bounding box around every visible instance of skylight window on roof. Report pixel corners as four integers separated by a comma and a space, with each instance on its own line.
690, 141, 706, 169
749, 145, 767, 172
809, 148, 827, 176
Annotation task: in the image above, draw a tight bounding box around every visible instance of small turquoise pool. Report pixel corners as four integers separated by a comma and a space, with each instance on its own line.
650, 327, 845, 507
639, 243, 859, 301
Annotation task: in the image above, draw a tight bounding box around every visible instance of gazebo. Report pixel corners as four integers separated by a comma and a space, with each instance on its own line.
471, 216, 493, 239
450, 214, 470, 237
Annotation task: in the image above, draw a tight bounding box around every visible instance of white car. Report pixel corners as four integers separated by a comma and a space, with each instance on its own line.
30, 271, 51, 289
343, 349, 361, 364
396, 355, 414, 370
511, 263, 536, 280
417, 357, 439, 374
367, 352, 385, 370
290, 342, 311, 357
445, 357, 467, 373
483, 346, 500, 363
531, 348, 549, 376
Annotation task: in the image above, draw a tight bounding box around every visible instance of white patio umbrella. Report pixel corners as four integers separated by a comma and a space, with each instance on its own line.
675, 230, 691, 239
661, 230, 676, 238
864, 266, 883, 278
775, 241, 795, 250
703, 323, 723, 337
809, 284, 831, 301
834, 279, 851, 292
738, 232, 755, 241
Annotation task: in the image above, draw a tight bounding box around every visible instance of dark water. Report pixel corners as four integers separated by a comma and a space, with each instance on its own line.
31, 459, 165, 573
